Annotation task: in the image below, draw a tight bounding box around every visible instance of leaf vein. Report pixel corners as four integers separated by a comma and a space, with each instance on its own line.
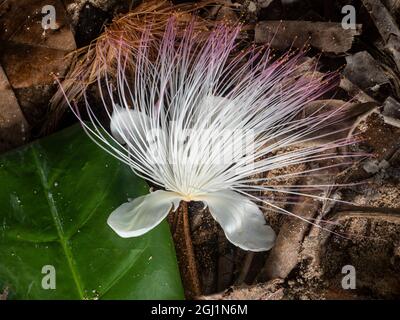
31, 145, 85, 299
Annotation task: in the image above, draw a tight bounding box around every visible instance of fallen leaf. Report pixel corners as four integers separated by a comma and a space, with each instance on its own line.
361, 0, 400, 72
343, 51, 389, 93
255, 21, 361, 54
0, 65, 29, 152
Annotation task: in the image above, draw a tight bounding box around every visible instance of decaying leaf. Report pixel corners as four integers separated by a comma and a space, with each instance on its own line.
0, 0, 76, 129
339, 77, 376, 104
0, 65, 28, 152
343, 51, 389, 93
0, 0, 75, 51
255, 21, 361, 54
361, 0, 400, 72
301, 99, 378, 144
317, 211, 400, 298
383, 96, 400, 119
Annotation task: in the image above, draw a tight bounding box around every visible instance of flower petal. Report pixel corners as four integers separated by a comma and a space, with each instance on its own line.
200, 190, 275, 251
107, 190, 182, 238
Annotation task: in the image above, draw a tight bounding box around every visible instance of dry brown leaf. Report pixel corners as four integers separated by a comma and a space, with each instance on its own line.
0, 65, 29, 152
361, 0, 400, 72
343, 51, 389, 93
0, 0, 76, 129
339, 77, 376, 104
255, 21, 361, 54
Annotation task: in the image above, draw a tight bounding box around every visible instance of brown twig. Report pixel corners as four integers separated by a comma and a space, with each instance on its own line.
182, 202, 202, 294
169, 201, 202, 299
235, 252, 255, 285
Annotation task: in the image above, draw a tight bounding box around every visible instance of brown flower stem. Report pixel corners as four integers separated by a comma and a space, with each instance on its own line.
168, 201, 202, 298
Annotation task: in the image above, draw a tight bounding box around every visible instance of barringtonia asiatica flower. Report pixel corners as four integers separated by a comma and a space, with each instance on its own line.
65, 19, 357, 251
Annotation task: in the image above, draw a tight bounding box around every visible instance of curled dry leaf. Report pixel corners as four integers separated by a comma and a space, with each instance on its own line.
300, 99, 378, 145
361, 0, 400, 72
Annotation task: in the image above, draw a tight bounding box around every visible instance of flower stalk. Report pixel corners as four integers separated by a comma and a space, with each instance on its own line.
170, 201, 202, 298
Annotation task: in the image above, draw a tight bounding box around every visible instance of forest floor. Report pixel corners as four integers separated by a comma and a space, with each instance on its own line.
1, 0, 400, 299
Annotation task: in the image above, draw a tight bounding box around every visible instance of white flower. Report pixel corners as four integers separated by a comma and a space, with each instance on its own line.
66, 19, 355, 251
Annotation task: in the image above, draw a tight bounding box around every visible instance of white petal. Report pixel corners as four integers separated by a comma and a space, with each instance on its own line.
110, 105, 150, 146
200, 190, 275, 251
107, 190, 182, 238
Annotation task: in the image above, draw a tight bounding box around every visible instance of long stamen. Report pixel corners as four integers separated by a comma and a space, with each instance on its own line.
60, 18, 362, 231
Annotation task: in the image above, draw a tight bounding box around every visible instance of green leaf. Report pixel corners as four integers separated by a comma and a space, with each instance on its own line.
0, 124, 183, 300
